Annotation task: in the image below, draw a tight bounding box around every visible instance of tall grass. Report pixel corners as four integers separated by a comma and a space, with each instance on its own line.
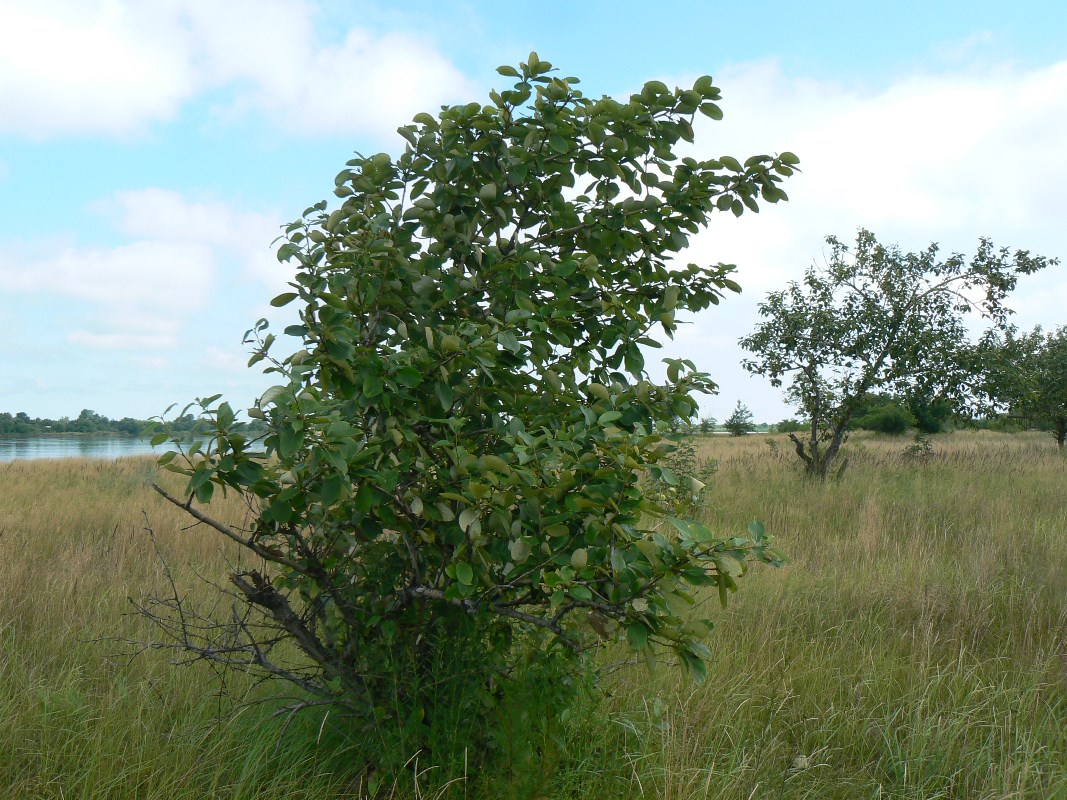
0, 432, 1063, 798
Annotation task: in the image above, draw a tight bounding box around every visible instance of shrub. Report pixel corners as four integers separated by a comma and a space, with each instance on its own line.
854, 402, 915, 435
148, 55, 790, 774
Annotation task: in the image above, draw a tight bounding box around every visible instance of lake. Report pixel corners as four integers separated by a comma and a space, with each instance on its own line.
0, 435, 162, 462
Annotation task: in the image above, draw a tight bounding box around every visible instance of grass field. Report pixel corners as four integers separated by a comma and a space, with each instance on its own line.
0, 431, 1063, 798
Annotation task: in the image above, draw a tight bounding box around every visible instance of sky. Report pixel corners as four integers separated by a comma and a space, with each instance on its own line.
1, 0, 1065, 425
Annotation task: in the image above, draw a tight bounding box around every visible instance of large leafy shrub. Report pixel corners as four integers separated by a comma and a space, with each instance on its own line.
150, 54, 791, 771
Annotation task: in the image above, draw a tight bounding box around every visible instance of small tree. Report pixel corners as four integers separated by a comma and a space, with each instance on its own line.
148, 55, 791, 771
740, 229, 1053, 478
723, 401, 755, 436
698, 416, 717, 434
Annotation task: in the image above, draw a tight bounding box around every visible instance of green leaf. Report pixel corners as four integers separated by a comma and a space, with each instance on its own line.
698, 102, 723, 120
597, 410, 622, 425
510, 539, 532, 563
498, 331, 521, 353
679, 649, 708, 684
587, 383, 610, 401
319, 474, 343, 506
194, 478, 214, 504
435, 381, 453, 411
362, 373, 384, 398
277, 426, 304, 459
624, 344, 645, 375
626, 622, 649, 650
271, 292, 299, 307
396, 367, 422, 388
718, 578, 730, 609
667, 516, 692, 538
439, 334, 463, 352
458, 507, 480, 531
456, 561, 474, 586
496, 65, 520, 77
570, 585, 593, 601
693, 75, 716, 96
355, 483, 376, 513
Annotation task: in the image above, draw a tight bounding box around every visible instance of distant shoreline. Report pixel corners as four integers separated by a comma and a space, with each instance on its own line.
0, 432, 146, 439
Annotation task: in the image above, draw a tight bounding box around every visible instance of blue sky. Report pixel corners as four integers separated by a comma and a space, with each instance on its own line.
1, 0, 1065, 424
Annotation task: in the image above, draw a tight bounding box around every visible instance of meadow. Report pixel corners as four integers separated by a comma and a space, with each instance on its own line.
0, 431, 1063, 798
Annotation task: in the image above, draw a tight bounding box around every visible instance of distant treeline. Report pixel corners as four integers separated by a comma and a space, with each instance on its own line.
0, 409, 265, 436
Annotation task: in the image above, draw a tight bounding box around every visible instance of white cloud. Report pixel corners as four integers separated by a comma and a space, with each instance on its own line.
0, 189, 287, 353
4, 240, 215, 306
0, 1, 196, 136
102, 188, 284, 286
656, 58, 1067, 421
130, 355, 171, 370
69, 330, 176, 350
0, 0, 473, 138
204, 345, 249, 372
240, 27, 473, 136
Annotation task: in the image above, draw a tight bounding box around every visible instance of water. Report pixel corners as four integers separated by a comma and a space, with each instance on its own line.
0, 435, 162, 462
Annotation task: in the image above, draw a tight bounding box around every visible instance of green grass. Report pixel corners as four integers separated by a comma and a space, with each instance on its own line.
0, 432, 1064, 798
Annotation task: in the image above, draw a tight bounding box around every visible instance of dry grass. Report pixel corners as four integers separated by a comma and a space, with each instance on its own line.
571, 431, 1067, 799
0, 432, 1064, 798
0, 458, 360, 799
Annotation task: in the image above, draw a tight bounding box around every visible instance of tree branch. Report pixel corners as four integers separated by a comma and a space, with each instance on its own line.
151, 482, 306, 573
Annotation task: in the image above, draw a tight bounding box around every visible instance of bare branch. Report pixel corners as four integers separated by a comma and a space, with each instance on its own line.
151, 482, 306, 573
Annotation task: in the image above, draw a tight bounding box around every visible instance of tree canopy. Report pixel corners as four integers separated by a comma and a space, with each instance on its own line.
978, 325, 1067, 449
740, 229, 1053, 477
0, 410, 166, 436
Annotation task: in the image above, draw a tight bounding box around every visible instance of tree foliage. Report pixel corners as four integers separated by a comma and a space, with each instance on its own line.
978, 325, 1067, 450
740, 229, 1053, 478
851, 395, 915, 435
149, 54, 791, 767
0, 409, 176, 436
